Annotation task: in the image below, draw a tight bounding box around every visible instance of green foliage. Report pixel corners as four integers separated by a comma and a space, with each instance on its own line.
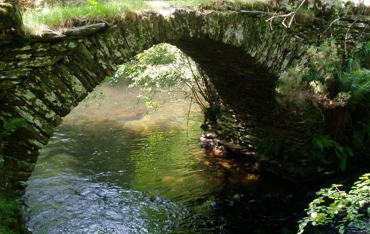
86, 0, 104, 13
298, 173, 370, 234
172, 0, 268, 11
1, 117, 32, 172
331, 0, 350, 19
86, 0, 98, 6
339, 69, 370, 107
0, 120, 29, 233
115, 44, 186, 111
83, 85, 105, 108
1, 118, 27, 137
0, 155, 33, 172
0, 190, 23, 234
309, 134, 353, 170
351, 121, 370, 150
276, 40, 346, 110
361, 42, 370, 67
276, 40, 370, 170
275, 62, 310, 110
257, 138, 281, 159
296, 8, 315, 15
115, 43, 220, 121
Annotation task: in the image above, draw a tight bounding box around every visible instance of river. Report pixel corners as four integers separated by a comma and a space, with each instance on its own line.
23, 79, 310, 233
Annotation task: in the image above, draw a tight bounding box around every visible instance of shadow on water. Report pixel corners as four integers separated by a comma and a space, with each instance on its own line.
23, 82, 323, 234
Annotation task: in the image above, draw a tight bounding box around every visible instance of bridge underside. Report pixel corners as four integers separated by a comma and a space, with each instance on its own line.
173, 39, 314, 164
172, 39, 277, 121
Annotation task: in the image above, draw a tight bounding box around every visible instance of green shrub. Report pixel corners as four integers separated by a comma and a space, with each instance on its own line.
298, 173, 370, 234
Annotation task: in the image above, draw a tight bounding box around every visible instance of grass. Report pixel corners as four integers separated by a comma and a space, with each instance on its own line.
22, 0, 152, 34
21, 0, 268, 35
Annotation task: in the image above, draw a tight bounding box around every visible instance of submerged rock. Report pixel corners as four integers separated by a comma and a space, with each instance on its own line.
200, 132, 227, 157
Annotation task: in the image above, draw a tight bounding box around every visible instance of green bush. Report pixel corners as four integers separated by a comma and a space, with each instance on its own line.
298, 173, 370, 234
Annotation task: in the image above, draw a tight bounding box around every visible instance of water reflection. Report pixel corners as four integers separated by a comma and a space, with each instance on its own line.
24, 81, 307, 233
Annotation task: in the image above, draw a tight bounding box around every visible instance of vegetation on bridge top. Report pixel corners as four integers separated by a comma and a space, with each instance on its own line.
20, 0, 268, 34
15, 0, 370, 37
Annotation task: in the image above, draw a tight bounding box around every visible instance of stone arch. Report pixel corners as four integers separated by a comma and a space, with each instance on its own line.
1, 4, 370, 191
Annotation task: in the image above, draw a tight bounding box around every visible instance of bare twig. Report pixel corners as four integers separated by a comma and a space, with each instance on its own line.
344, 19, 358, 55
321, 17, 341, 38
268, 10, 278, 30
265, 0, 306, 29
357, 21, 370, 39
186, 96, 193, 141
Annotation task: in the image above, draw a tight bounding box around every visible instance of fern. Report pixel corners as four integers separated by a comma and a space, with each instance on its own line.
257, 138, 281, 159
302, 67, 324, 83
312, 135, 332, 152
2, 118, 27, 136
309, 148, 327, 163
360, 121, 370, 138
351, 81, 370, 106
351, 130, 364, 150
339, 65, 370, 108
310, 134, 353, 170
361, 41, 370, 66
333, 143, 353, 171
310, 135, 332, 163
346, 53, 362, 72
351, 121, 370, 150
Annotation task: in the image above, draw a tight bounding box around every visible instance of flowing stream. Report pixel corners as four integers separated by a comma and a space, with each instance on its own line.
23, 80, 311, 234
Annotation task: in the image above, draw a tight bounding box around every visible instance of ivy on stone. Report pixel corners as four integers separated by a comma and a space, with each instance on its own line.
1, 118, 27, 137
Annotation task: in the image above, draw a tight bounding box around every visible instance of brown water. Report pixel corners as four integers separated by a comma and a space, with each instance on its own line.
23, 80, 310, 234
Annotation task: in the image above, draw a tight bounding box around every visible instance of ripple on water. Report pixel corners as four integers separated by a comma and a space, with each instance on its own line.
24, 174, 198, 233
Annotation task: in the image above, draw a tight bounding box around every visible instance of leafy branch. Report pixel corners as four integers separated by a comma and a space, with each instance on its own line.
114, 43, 221, 123
298, 173, 370, 234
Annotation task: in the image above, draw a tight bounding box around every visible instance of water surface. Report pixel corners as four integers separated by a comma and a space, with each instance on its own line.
24, 81, 308, 233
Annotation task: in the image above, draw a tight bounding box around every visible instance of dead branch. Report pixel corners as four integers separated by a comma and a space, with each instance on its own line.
344, 19, 358, 55
265, 0, 306, 30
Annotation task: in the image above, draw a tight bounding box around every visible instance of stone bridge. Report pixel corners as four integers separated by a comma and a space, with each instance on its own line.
1, 0, 370, 192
